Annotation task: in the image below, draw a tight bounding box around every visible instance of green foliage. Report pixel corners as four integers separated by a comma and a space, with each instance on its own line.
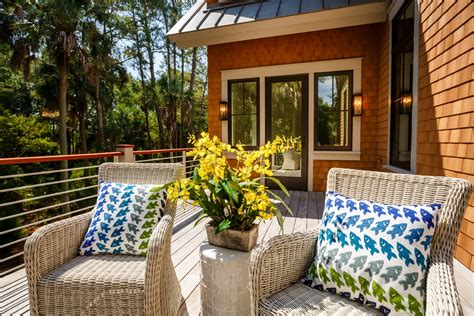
0, 106, 58, 157
0, 0, 208, 156
0, 1, 208, 273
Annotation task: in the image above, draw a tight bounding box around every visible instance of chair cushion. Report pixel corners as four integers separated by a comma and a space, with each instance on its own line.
78, 181, 167, 256
38, 255, 146, 315
303, 191, 441, 315
260, 283, 380, 315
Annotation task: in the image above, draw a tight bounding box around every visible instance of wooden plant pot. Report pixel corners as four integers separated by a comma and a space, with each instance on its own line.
205, 224, 258, 252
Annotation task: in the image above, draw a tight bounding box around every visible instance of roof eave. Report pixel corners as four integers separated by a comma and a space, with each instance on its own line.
168, 2, 387, 49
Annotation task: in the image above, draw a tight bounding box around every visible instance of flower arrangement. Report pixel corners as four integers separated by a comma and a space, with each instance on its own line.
279, 135, 302, 154
167, 132, 295, 234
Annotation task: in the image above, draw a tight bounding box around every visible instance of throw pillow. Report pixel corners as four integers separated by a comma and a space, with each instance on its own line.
303, 191, 441, 315
78, 181, 167, 256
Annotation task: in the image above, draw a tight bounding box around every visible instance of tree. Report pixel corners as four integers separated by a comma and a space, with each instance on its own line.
2, 0, 209, 155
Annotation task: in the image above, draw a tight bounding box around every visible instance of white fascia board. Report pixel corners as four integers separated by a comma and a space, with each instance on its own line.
169, 2, 387, 49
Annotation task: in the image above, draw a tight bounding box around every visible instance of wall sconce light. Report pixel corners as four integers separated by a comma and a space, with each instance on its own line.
400, 92, 412, 114
352, 94, 363, 116
219, 101, 228, 121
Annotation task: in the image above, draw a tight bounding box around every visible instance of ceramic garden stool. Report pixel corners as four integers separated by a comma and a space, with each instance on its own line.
200, 242, 252, 315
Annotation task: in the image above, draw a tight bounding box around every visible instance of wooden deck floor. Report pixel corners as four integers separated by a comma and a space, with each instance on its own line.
2, 191, 473, 315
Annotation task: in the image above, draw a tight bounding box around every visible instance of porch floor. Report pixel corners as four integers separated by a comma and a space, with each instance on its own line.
1, 191, 473, 315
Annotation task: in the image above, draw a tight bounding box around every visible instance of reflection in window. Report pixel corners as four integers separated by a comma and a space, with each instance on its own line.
229, 80, 258, 146
390, 0, 414, 170
269, 79, 304, 178
315, 72, 352, 150
270, 81, 302, 140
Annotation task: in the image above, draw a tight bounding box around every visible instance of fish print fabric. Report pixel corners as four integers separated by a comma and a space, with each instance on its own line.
303, 191, 441, 315
79, 182, 167, 256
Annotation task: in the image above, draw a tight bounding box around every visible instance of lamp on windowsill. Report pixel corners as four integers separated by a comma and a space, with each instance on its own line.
219, 101, 228, 121
352, 94, 363, 116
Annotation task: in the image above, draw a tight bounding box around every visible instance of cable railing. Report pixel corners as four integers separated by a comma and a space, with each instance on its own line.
0, 146, 195, 277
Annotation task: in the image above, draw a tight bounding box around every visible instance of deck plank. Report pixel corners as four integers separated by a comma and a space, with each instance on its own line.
294, 191, 309, 233
283, 190, 302, 234
4, 191, 472, 315
266, 190, 294, 240
259, 190, 285, 240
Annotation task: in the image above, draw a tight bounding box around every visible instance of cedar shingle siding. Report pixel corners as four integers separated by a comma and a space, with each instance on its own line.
417, 0, 473, 270
208, 24, 384, 191
207, 1, 473, 270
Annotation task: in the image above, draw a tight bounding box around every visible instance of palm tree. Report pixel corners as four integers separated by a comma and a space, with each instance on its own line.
5, 0, 93, 213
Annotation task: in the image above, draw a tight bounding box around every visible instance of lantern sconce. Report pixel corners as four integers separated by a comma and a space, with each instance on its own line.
352, 94, 363, 116
400, 91, 412, 114
219, 101, 228, 121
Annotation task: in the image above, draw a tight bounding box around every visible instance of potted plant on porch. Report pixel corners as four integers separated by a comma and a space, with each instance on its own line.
280, 135, 302, 170
167, 132, 293, 252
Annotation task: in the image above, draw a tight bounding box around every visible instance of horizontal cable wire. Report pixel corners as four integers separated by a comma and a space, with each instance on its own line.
0, 264, 25, 278
0, 251, 23, 263
0, 196, 96, 225
0, 185, 98, 208
0, 175, 98, 193
1, 150, 195, 277
0, 164, 100, 180
136, 157, 183, 163
1, 194, 96, 222
0, 236, 28, 249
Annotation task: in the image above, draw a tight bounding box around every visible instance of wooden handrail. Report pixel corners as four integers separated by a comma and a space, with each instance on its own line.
0, 152, 124, 165
133, 148, 192, 155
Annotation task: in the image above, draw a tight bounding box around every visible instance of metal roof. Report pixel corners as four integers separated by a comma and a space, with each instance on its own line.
169, 0, 384, 35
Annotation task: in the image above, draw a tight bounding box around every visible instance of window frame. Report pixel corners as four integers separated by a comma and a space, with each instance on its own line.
389, 0, 414, 171
227, 78, 260, 149
314, 70, 353, 151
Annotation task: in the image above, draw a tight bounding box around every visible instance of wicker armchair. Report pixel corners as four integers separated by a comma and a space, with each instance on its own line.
24, 163, 184, 316
250, 168, 472, 315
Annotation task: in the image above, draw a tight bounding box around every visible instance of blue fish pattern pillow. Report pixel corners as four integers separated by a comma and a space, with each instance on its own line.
303, 191, 441, 315
79, 181, 167, 256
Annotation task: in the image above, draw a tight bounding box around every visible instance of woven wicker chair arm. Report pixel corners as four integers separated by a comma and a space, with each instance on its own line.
144, 202, 177, 313
249, 229, 319, 315
425, 257, 463, 316
24, 211, 92, 315
24, 211, 92, 278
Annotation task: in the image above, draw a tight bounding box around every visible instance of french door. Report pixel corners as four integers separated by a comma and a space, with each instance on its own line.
265, 75, 308, 191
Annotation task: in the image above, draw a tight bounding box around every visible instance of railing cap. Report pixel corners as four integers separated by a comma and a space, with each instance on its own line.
115, 144, 135, 148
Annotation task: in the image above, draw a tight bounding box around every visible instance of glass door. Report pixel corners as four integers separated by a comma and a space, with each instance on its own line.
265, 75, 308, 191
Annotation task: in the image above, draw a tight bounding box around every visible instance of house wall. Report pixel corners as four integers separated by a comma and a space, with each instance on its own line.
208, 24, 384, 192
417, 1, 474, 270
207, 5, 474, 269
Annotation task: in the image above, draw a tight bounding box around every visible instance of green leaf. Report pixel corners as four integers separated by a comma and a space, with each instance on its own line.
265, 177, 289, 196
194, 210, 209, 227
158, 181, 172, 191
215, 219, 232, 234
200, 199, 221, 215
193, 167, 200, 180
267, 190, 293, 215
221, 181, 239, 204
274, 207, 285, 233
228, 180, 243, 194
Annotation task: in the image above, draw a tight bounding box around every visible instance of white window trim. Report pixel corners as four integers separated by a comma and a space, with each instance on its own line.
221, 58, 362, 191
386, 0, 419, 174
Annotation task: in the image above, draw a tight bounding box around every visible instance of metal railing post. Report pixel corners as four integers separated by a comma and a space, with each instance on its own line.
114, 144, 135, 163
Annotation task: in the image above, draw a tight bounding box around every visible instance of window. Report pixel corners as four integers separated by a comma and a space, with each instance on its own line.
315, 71, 352, 150
390, 0, 414, 170
228, 79, 259, 147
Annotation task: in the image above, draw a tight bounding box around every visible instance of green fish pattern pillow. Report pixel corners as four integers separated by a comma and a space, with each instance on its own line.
303, 191, 441, 315
79, 181, 167, 256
